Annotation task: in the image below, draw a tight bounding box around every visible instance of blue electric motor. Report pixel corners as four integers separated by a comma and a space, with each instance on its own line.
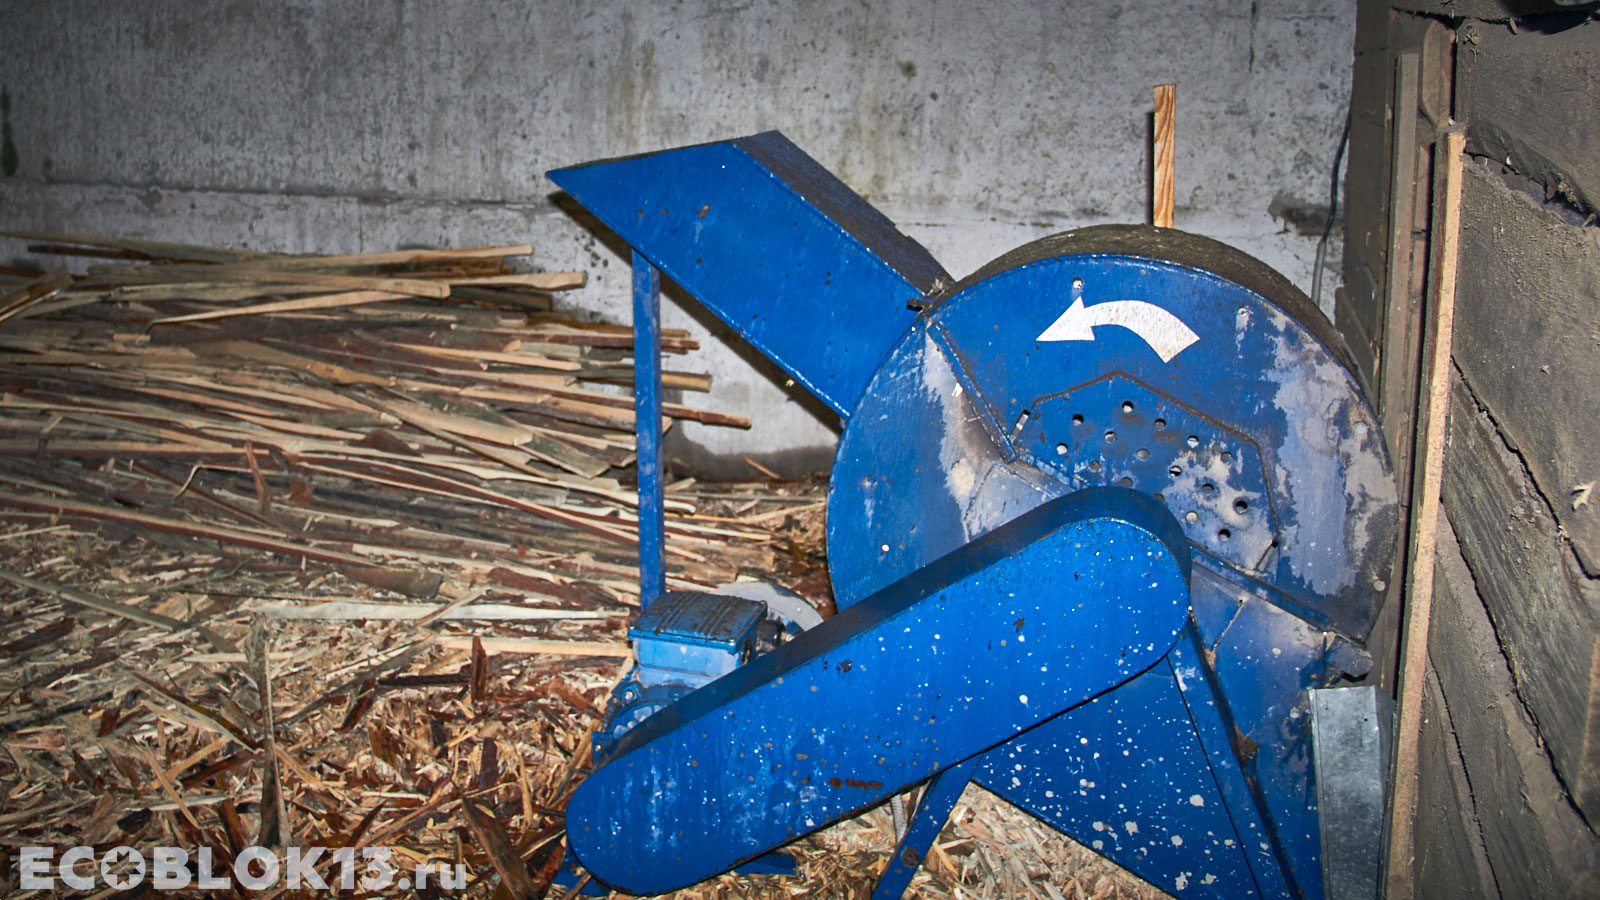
547, 133, 1399, 900
593, 591, 765, 757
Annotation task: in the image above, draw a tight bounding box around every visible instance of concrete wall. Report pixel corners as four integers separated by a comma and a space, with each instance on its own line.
0, 0, 1356, 473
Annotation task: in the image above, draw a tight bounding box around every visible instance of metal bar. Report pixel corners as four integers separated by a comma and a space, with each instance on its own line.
633, 250, 665, 608
1311, 685, 1395, 900
873, 758, 978, 900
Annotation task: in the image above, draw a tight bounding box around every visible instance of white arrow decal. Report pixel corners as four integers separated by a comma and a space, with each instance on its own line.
1036, 298, 1200, 363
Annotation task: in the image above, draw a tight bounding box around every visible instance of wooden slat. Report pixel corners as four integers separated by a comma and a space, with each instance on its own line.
1378, 52, 1423, 461
1386, 126, 1464, 900
442, 271, 586, 290
438, 636, 630, 658
88, 264, 452, 299
1152, 84, 1177, 229
149, 290, 409, 324
0, 230, 265, 263
252, 243, 533, 268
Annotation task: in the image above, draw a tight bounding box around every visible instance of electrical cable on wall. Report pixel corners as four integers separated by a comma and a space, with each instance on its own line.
1312, 112, 1353, 313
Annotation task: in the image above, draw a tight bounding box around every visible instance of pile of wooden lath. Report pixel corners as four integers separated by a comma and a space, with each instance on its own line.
0, 234, 1164, 899
0, 232, 782, 608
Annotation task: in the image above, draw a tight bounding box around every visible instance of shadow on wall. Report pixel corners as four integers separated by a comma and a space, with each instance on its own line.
662, 428, 837, 482
551, 191, 842, 481
1, 87, 18, 177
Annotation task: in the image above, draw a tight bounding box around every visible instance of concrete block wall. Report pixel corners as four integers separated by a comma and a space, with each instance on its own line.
0, 0, 1356, 474
1339, 1, 1600, 894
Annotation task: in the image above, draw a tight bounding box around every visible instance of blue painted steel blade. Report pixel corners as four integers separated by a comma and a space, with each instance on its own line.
548, 132, 949, 417
633, 252, 665, 608
874, 758, 978, 900
976, 653, 1276, 898
566, 487, 1191, 895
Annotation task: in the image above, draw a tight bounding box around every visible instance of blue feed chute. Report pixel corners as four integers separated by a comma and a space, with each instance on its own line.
548, 132, 949, 418
547, 134, 1399, 900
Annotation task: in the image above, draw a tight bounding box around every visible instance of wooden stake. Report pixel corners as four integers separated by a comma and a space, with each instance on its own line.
1384, 126, 1465, 900
1153, 84, 1177, 228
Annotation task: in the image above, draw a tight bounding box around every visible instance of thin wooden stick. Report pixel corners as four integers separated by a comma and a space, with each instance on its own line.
149, 290, 409, 325
1, 230, 263, 264
447, 272, 587, 291
1384, 126, 1464, 899
1153, 84, 1177, 228
250, 243, 532, 268
439, 636, 631, 658
256, 601, 610, 621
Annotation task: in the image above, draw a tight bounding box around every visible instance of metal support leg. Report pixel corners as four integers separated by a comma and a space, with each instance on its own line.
872, 757, 978, 900
632, 251, 664, 608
